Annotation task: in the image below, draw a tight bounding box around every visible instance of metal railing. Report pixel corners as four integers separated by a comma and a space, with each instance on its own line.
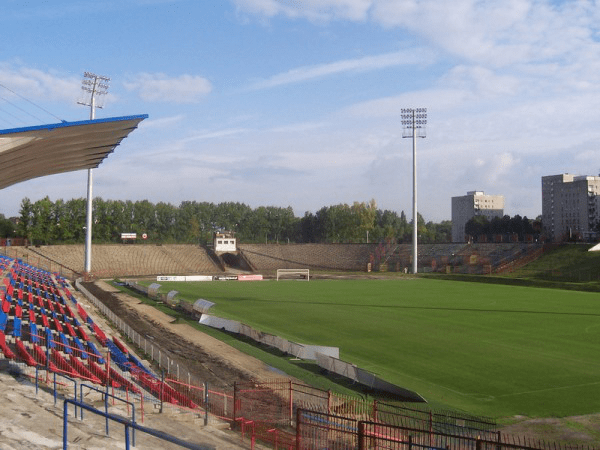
62, 398, 215, 450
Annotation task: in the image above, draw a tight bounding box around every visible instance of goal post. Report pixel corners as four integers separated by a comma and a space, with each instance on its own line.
276, 268, 310, 281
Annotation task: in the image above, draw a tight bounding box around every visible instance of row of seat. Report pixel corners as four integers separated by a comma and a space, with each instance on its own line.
0, 255, 195, 409
0, 257, 117, 383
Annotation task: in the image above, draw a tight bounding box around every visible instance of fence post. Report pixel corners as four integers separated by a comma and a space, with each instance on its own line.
63, 400, 69, 449
204, 381, 209, 426
358, 421, 365, 450
289, 380, 293, 427
159, 369, 165, 413
429, 410, 433, 447
233, 381, 237, 425
373, 399, 378, 422
295, 408, 302, 450
104, 383, 109, 436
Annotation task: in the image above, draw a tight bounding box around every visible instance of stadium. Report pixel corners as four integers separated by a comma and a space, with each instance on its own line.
0, 76, 598, 450
0, 227, 598, 448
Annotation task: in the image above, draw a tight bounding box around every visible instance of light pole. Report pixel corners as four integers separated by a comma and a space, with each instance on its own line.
401, 108, 427, 274
78, 72, 110, 275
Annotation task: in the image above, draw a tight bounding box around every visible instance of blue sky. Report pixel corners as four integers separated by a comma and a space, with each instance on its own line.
1, 0, 600, 222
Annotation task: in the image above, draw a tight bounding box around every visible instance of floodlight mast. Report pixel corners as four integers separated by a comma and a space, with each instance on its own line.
78, 72, 110, 276
401, 108, 427, 274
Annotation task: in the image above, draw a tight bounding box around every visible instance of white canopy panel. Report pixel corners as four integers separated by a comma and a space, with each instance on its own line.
0, 115, 147, 189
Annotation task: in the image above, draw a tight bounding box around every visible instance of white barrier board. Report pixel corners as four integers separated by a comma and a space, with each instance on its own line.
157, 275, 213, 281
199, 315, 241, 333
185, 275, 214, 281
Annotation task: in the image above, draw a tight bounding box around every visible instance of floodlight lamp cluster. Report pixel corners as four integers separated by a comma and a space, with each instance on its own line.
78, 72, 110, 110
401, 107, 427, 138
80, 72, 110, 95
83, 72, 110, 81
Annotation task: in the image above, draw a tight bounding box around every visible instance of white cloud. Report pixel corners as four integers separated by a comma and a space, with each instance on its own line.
342, 88, 469, 119
124, 73, 212, 103
232, 0, 373, 22
489, 152, 520, 183
247, 48, 434, 90
268, 121, 327, 133
441, 66, 520, 98
139, 114, 186, 129
234, 1, 600, 69
181, 128, 249, 143
0, 63, 79, 104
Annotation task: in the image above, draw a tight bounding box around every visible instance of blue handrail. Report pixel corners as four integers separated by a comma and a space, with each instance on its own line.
63, 399, 216, 450
80, 383, 136, 446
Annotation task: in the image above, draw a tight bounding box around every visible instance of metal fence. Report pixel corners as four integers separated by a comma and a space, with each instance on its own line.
297, 409, 596, 450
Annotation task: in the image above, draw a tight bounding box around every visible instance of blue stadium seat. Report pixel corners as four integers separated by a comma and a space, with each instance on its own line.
105, 339, 130, 372
87, 341, 105, 364
73, 336, 87, 359
12, 317, 22, 338
29, 323, 38, 344
128, 353, 153, 376
45, 328, 55, 349
59, 332, 72, 354
0, 310, 7, 331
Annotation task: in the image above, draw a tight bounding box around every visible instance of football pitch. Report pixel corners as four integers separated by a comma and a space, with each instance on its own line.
154, 277, 600, 419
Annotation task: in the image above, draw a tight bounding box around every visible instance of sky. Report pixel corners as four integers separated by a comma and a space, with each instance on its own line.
1, 0, 600, 222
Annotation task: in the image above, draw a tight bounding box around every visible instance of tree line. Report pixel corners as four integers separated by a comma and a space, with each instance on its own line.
464, 214, 542, 242
6, 196, 453, 245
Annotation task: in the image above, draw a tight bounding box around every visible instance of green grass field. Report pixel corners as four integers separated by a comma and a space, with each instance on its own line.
149, 277, 600, 419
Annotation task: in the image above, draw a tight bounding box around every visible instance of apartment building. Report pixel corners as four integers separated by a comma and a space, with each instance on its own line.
451, 191, 505, 242
541, 174, 600, 241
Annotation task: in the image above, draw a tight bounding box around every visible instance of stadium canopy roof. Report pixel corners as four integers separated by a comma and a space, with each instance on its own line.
0, 114, 147, 190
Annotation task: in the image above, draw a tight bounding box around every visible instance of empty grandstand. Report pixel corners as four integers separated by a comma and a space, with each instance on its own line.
0, 242, 543, 279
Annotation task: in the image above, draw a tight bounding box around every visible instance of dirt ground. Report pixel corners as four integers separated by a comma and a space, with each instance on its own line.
500, 414, 600, 447
79, 279, 600, 448
0, 365, 263, 449
80, 280, 286, 389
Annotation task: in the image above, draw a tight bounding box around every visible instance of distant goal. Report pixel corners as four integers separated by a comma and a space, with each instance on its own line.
276, 268, 310, 281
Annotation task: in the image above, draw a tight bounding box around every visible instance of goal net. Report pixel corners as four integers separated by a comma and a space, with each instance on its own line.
276, 268, 310, 281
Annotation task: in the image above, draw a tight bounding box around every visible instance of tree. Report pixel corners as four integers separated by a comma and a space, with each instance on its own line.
464, 215, 490, 241
154, 202, 177, 242
0, 214, 16, 239
29, 197, 54, 244
351, 199, 377, 243
300, 211, 319, 243
465, 214, 541, 242
132, 200, 155, 236
18, 197, 33, 240
10, 195, 464, 246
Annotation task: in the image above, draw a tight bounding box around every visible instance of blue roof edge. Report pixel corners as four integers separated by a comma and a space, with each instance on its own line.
0, 114, 149, 136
